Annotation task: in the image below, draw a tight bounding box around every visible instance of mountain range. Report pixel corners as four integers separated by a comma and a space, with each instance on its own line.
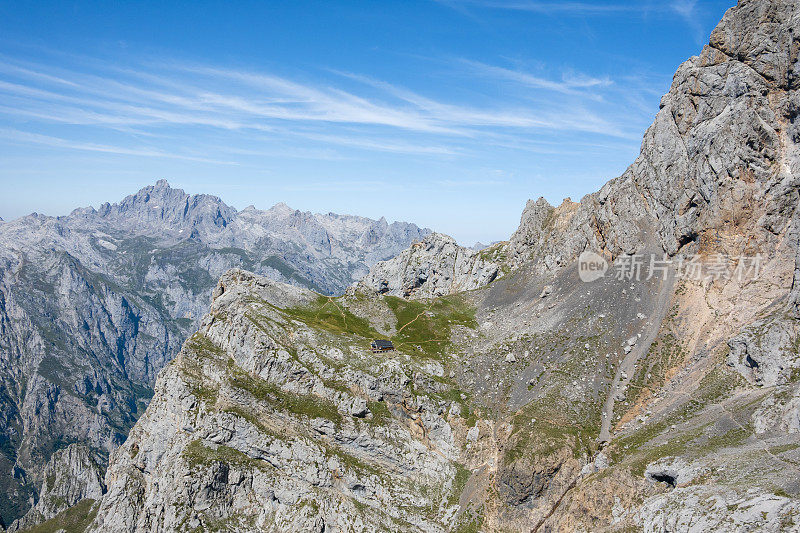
0, 181, 428, 528
5, 0, 800, 531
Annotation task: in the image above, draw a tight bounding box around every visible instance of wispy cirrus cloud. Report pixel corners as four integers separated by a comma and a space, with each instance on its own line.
0, 128, 237, 164
671, 0, 705, 43
281, 179, 394, 192
0, 48, 641, 169
438, 0, 713, 42
435, 178, 508, 187
460, 60, 612, 98
435, 0, 641, 15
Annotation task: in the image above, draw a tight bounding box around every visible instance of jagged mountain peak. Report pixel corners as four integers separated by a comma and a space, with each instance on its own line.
51, 180, 240, 244
709, 0, 799, 89
266, 201, 295, 216
354, 230, 500, 298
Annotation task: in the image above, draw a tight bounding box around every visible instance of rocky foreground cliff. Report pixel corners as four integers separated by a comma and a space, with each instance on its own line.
0, 182, 428, 528
16, 0, 800, 531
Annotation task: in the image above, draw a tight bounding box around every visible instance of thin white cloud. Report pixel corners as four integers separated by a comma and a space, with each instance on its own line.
671, 0, 705, 44
461, 60, 611, 98
281, 179, 395, 192
0, 50, 641, 170
435, 179, 508, 187
436, 1, 641, 15
329, 69, 624, 134
0, 128, 237, 164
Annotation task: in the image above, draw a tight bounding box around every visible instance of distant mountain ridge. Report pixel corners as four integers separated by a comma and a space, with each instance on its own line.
0, 180, 429, 526
63, 179, 429, 293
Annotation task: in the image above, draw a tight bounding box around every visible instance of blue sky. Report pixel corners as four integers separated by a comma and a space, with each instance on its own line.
0, 0, 733, 244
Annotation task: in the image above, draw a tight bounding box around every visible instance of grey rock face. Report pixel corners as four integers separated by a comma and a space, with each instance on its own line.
0, 181, 428, 526
355, 232, 501, 299
8, 444, 104, 532
636, 486, 800, 533
90, 270, 460, 532
727, 317, 800, 386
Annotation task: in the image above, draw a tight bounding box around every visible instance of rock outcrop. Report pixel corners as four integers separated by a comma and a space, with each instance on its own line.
8, 444, 104, 532
354, 233, 501, 299
91, 270, 462, 532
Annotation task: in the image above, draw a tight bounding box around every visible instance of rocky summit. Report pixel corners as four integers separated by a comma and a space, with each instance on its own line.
0, 181, 428, 529
6, 0, 800, 531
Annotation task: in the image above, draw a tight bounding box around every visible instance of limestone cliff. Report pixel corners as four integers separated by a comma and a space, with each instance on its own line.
354, 233, 502, 299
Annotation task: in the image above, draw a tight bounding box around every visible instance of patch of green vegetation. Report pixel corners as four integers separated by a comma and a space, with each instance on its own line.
220, 405, 283, 439
179, 337, 222, 406
614, 332, 686, 419
23, 498, 98, 533
779, 508, 798, 530
190, 383, 219, 405
477, 242, 508, 264
609, 365, 752, 476
185, 333, 225, 358
191, 512, 260, 533
505, 389, 602, 464
448, 463, 471, 506
182, 439, 267, 471
228, 364, 342, 423
325, 444, 384, 477
699, 425, 751, 452
453, 505, 485, 533
283, 296, 380, 339
612, 364, 744, 462
611, 524, 642, 533
773, 487, 793, 499
187, 443, 268, 478
420, 376, 481, 427
180, 338, 228, 406
366, 400, 392, 426
384, 294, 477, 360
463, 407, 479, 429
541, 206, 557, 230
620, 420, 751, 478
321, 376, 351, 394
770, 443, 800, 455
